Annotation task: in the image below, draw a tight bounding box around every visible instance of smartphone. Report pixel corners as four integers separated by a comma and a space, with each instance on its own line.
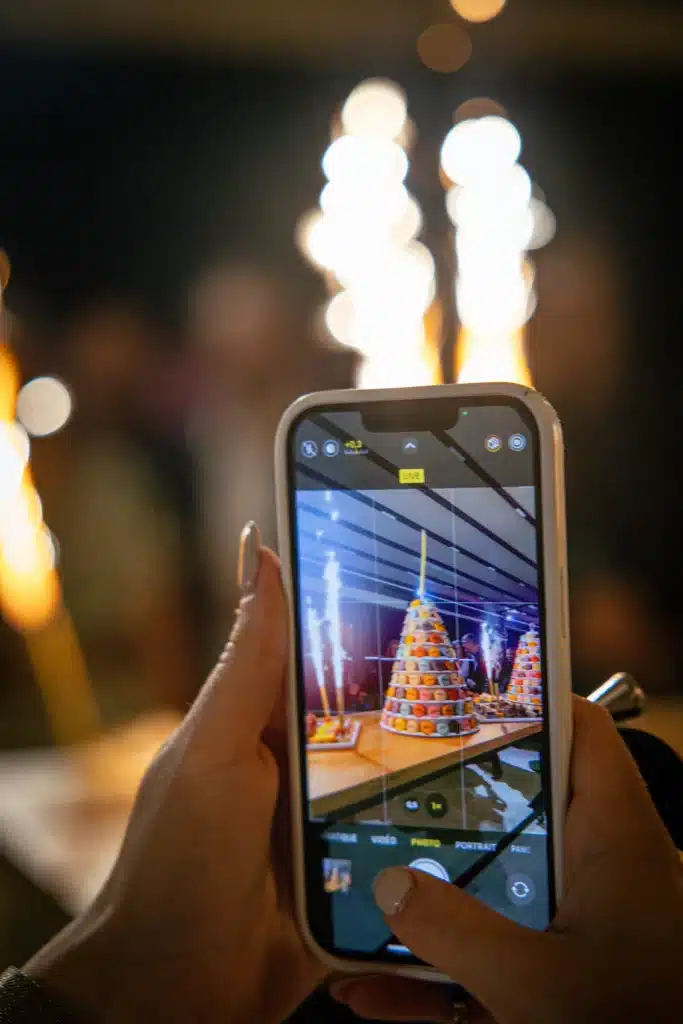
275, 383, 572, 979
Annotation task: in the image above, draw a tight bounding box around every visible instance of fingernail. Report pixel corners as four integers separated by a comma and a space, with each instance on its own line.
237, 521, 261, 596
373, 867, 414, 916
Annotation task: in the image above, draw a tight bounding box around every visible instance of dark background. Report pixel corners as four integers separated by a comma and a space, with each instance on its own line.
1, 42, 681, 668
1, 1, 682, 1013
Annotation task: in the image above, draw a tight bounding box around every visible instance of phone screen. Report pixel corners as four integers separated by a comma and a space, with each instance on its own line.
287, 396, 555, 964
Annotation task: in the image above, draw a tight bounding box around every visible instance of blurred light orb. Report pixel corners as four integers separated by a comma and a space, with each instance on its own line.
296, 209, 337, 271
454, 97, 507, 123
527, 198, 557, 249
7, 422, 30, 466
441, 116, 521, 185
17, 377, 72, 437
341, 79, 407, 140
451, 0, 506, 23
417, 24, 472, 74
325, 291, 357, 345
322, 135, 408, 185
392, 194, 423, 246
450, 166, 532, 237
0, 424, 28, 500
295, 208, 321, 257
320, 180, 410, 225
395, 116, 417, 151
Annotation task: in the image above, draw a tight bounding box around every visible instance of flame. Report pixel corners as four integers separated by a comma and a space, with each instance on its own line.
456, 326, 532, 387
1, 268, 100, 745
0, 345, 59, 630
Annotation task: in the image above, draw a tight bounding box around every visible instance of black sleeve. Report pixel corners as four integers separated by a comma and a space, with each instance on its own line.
0, 969, 80, 1024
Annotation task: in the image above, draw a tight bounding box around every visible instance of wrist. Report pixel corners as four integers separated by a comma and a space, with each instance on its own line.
23, 903, 132, 1024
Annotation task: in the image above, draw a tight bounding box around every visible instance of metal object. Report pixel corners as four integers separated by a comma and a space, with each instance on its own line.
451, 1000, 469, 1023
587, 672, 646, 722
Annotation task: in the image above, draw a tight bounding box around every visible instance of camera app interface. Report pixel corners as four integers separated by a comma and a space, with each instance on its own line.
289, 400, 553, 961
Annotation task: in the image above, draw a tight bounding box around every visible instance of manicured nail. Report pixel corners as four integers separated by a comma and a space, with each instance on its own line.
237, 521, 261, 596
373, 867, 415, 916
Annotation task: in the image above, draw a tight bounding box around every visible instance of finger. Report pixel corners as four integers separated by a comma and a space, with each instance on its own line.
330, 976, 489, 1022
371, 867, 555, 1020
566, 696, 678, 867
188, 524, 288, 761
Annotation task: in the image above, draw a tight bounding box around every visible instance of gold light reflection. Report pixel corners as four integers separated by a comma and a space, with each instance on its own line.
417, 24, 472, 74
1, 254, 101, 746
451, 0, 506, 23
456, 327, 532, 387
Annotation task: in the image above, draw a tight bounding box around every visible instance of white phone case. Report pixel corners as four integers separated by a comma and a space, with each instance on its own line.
274, 382, 573, 980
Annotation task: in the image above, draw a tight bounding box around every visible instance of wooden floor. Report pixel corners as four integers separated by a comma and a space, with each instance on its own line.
307, 711, 542, 817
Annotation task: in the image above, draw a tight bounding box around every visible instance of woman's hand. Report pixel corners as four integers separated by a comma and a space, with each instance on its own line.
332, 696, 683, 1024
25, 524, 325, 1023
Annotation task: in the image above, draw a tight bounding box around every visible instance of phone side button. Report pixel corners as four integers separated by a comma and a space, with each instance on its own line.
559, 568, 568, 639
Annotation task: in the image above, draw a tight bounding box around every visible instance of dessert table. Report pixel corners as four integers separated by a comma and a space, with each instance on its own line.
308, 711, 543, 817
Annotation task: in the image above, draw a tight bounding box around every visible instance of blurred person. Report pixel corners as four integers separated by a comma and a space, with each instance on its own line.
461, 634, 488, 694
495, 646, 516, 694
30, 302, 196, 720
530, 234, 674, 695
0, 527, 681, 1024
188, 261, 356, 648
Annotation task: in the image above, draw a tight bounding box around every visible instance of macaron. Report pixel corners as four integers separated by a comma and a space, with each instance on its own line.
420, 720, 435, 735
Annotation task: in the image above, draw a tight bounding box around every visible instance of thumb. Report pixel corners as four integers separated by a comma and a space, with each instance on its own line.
373, 867, 555, 1017
189, 522, 288, 760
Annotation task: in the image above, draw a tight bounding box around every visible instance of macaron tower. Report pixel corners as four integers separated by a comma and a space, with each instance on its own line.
505, 626, 543, 714
475, 626, 543, 721
380, 532, 479, 740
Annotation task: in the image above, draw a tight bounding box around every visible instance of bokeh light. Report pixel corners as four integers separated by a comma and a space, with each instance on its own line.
322, 135, 408, 185
454, 97, 507, 122
324, 291, 356, 346
341, 79, 407, 140
439, 105, 555, 386
298, 79, 439, 387
527, 198, 557, 249
417, 24, 472, 74
17, 376, 73, 437
0, 422, 29, 500
441, 116, 522, 186
451, 0, 506, 24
